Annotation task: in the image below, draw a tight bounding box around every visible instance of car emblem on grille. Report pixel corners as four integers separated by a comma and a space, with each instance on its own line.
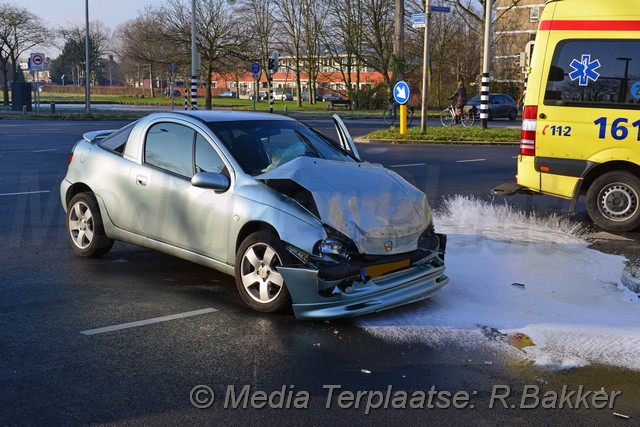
384, 241, 393, 252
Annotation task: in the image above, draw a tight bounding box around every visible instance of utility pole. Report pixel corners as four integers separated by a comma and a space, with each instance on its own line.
190, 0, 198, 110
393, 0, 405, 82
480, 0, 493, 129
84, 0, 90, 114
420, 0, 431, 133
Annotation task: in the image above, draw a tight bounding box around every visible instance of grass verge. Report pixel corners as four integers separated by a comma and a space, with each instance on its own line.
366, 125, 520, 143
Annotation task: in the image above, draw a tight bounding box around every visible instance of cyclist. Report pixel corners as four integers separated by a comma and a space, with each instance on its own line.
448, 80, 467, 124
388, 95, 398, 118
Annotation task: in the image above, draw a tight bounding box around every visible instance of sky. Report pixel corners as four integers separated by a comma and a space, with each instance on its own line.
21, 0, 152, 31
20, 0, 154, 56
357, 196, 640, 372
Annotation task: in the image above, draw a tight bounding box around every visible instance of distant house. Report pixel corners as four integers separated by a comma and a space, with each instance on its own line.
210, 53, 388, 98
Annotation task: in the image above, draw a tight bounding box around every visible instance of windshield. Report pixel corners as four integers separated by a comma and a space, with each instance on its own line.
206, 120, 357, 175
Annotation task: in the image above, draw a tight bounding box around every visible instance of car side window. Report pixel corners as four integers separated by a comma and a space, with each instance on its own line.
545, 39, 640, 108
145, 122, 195, 178
99, 121, 136, 154
195, 134, 226, 175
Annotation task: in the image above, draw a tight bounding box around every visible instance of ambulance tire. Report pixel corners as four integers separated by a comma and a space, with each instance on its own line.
586, 171, 640, 232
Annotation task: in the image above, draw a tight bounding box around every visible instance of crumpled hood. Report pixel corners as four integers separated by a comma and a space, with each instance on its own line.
256, 157, 431, 254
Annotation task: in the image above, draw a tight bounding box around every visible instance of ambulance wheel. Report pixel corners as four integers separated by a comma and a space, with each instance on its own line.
586, 171, 640, 232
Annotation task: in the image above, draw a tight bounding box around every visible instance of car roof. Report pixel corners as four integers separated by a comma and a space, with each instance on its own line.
147, 110, 298, 123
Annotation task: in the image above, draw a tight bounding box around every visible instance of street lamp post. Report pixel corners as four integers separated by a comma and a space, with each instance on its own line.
616, 57, 632, 103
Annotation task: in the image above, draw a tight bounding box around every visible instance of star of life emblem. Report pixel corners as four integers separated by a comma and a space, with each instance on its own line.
568, 54, 601, 86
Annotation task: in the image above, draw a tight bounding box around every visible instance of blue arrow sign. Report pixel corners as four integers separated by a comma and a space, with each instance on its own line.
251, 62, 260, 74
393, 81, 410, 105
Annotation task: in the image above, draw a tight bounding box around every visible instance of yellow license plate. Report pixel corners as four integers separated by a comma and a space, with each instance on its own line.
365, 259, 410, 279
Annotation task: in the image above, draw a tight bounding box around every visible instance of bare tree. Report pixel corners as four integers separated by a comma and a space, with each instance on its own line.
361, 0, 395, 90
274, 0, 306, 106
445, 0, 524, 77
118, 6, 174, 98
323, 0, 366, 99
300, 0, 327, 103
236, 0, 279, 97
0, 3, 51, 105
163, 0, 246, 109
56, 21, 111, 89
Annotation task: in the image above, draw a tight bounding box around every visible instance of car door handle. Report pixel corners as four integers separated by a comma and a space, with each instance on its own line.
136, 175, 148, 186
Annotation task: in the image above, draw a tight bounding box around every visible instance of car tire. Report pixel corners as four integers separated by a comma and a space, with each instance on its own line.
508, 109, 518, 121
586, 171, 640, 232
235, 231, 293, 313
66, 192, 114, 258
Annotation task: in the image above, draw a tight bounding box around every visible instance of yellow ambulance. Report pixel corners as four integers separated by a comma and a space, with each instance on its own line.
493, 0, 640, 231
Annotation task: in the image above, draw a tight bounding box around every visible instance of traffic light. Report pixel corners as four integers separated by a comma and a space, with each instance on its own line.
268, 51, 279, 73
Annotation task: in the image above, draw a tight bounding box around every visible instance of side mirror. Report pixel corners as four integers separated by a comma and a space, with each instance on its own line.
191, 172, 230, 192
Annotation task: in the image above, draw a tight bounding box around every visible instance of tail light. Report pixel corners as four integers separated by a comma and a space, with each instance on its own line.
68, 152, 74, 165
520, 105, 537, 156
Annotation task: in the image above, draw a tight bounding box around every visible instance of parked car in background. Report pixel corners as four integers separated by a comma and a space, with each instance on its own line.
219, 90, 237, 98
467, 93, 518, 120
249, 91, 268, 101
163, 89, 181, 97
59, 111, 448, 319
273, 92, 293, 101
301, 91, 322, 102
322, 92, 342, 102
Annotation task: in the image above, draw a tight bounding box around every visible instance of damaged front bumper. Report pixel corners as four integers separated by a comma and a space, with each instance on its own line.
279, 234, 449, 320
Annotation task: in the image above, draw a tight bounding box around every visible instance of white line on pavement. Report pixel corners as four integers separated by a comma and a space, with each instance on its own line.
32, 148, 58, 153
80, 308, 218, 336
456, 159, 487, 163
389, 163, 426, 168
0, 190, 51, 197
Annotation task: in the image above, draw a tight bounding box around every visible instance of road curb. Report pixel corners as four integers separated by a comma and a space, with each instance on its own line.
355, 137, 519, 146
620, 265, 640, 294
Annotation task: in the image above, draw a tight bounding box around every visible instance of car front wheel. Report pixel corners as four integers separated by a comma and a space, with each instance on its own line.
66, 192, 114, 257
508, 109, 518, 121
586, 171, 640, 232
235, 231, 293, 313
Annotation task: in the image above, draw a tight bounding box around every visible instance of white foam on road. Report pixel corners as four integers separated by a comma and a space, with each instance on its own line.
358, 196, 640, 371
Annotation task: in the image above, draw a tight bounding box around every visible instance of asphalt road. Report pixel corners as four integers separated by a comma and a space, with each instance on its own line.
1, 119, 638, 425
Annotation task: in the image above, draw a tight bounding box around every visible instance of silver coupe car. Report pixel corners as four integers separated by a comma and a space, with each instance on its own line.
60, 111, 448, 319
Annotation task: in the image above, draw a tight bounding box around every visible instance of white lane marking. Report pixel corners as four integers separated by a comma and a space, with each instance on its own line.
81, 307, 218, 336
456, 159, 487, 163
0, 190, 51, 197
390, 163, 426, 168
32, 148, 58, 153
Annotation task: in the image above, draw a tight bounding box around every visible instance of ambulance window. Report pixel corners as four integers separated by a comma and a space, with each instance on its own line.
544, 40, 640, 109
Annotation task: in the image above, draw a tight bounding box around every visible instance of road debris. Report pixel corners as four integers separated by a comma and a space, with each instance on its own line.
508, 333, 535, 350
613, 412, 630, 419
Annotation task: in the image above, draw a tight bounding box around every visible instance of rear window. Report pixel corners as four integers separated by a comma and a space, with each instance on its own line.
99, 121, 137, 154
544, 39, 640, 109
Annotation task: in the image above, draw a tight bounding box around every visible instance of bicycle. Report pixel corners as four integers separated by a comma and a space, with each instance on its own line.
440, 104, 475, 127
383, 103, 415, 126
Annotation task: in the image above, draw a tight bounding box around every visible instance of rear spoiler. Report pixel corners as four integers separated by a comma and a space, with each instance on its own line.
82, 129, 116, 144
